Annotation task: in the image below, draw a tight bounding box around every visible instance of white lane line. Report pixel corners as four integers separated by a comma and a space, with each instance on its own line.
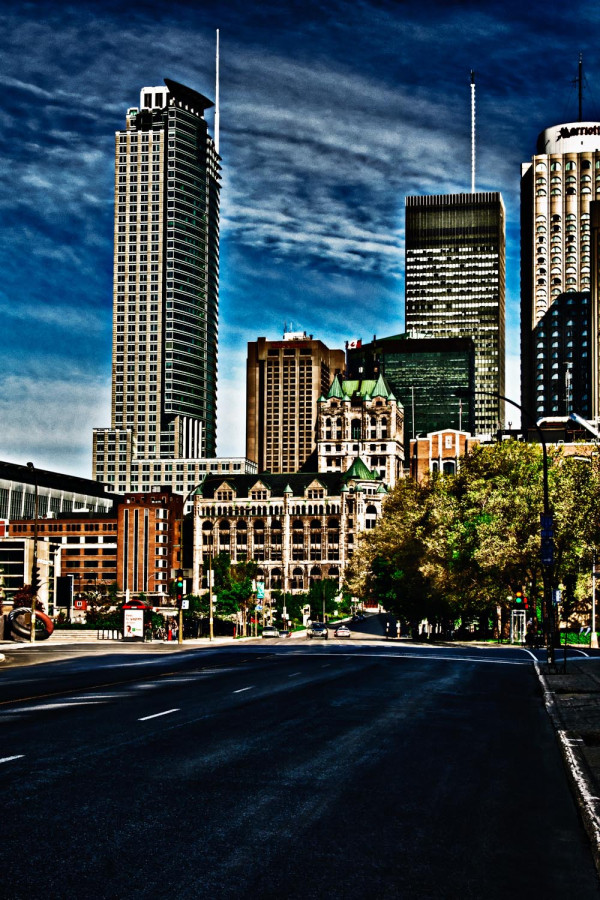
0, 755, 25, 764
233, 686, 254, 694
305, 652, 531, 666
138, 708, 180, 721
288, 672, 301, 677
321, 664, 330, 668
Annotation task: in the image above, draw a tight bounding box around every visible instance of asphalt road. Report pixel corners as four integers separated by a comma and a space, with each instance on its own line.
1, 626, 599, 899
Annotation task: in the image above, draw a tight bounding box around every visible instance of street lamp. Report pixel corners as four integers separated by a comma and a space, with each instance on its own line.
455, 390, 555, 664
26, 462, 38, 644
177, 480, 208, 645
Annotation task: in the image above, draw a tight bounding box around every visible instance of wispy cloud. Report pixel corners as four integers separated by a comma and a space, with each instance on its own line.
0, 0, 596, 466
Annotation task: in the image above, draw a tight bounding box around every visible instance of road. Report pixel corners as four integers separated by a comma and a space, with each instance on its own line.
1, 620, 599, 899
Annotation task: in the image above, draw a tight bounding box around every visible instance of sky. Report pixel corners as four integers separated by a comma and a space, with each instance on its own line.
1, 0, 599, 478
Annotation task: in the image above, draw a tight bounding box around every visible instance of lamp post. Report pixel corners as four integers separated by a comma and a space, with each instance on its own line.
26, 462, 38, 644
177, 480, 207, 645
455, 390, 555, 664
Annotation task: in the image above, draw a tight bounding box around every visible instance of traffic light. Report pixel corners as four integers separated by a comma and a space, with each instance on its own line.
31, 564, 41, 595
175, 570, 184, 605
515, 591, 523, 605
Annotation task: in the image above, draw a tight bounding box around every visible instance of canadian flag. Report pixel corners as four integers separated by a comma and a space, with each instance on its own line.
347, 339, 362, 349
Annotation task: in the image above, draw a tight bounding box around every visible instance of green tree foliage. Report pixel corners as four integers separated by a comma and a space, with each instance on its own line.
345, 442, 600, 632
307, 578, 339, 619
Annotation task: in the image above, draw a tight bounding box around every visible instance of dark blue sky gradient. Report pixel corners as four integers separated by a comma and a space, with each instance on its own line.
1, 0, 599, 474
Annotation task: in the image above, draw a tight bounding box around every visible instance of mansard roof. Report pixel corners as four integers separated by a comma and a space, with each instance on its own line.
325, 375, 395, 402
198, 471, 346, 500
342, 457, 380, 481
197, 465, 385, 500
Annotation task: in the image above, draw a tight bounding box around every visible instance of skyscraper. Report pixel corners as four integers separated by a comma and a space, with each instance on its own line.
93, 79, 221, 492
246, 332, 345, 474
405, 193, 506, 435
521, 122, 600, 421
346, 332, 476, 454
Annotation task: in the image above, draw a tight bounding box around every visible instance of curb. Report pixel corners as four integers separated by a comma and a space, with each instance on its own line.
535, 661, 600, 876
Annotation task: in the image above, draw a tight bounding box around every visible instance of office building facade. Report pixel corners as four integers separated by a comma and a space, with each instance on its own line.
405, 193, 506, 435
346, 333, 475, 454
246, 332, 345, 474
521, 122, 600, 420
93, 79, 221, 492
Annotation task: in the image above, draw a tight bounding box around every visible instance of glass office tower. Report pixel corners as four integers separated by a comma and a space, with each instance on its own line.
405, 193, 506, 435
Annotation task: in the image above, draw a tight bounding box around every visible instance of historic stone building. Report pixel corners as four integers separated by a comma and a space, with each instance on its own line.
192, 374, 405, 597
317, 373, 404, 486
191, 465, 388, 596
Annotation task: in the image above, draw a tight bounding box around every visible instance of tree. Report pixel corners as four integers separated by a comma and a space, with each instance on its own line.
307, 579, 339, 620
346, 442, 600, 638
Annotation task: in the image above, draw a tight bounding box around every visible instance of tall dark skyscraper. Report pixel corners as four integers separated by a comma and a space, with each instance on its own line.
405, 193, 506, 435
521, 122, 600, 422
346, 333, 476, 454
93, 80, 221, 492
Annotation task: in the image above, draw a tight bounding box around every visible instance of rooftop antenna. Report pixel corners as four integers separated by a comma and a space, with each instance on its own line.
470, 70, 476, 193
579, 52, 583, 121
572, 53, 583, 121
215, 29, 220, 154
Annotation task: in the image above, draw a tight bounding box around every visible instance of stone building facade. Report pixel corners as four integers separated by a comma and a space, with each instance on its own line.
317, 374, 404, 486
192, 465, 388, 597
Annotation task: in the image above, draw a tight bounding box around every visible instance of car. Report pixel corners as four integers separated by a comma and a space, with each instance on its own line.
334, 625, 351, 638
307, 622, 328, 639
261, 625, 280, 638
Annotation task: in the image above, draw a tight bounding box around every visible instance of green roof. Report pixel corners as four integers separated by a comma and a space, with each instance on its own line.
327, 375, 345, 399
343, 457, 380, 481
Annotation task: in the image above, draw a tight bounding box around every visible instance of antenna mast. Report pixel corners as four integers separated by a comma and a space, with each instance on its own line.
579, 52, 583, 122
215, 29, 220, 154
470, 70, 476, 194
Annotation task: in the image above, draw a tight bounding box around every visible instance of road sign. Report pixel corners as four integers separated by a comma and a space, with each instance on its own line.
541, 535, 554, 566
540, 513, 554, 539
182, 599, 189, 610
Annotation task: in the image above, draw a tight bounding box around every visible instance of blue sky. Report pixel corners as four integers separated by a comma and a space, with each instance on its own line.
1, 0, 598, 476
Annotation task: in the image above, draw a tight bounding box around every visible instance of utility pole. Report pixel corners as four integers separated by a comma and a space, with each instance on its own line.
26, 462, 38, 643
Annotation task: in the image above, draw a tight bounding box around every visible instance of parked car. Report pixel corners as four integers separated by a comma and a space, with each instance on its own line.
334, 625, 351, 638
307, 622, 328, 639
262, 625, 280, 638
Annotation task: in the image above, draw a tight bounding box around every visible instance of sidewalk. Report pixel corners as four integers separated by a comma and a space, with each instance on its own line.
538, 657, 600, 875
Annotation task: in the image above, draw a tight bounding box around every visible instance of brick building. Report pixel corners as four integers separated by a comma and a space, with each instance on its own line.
6, 487, 182, 608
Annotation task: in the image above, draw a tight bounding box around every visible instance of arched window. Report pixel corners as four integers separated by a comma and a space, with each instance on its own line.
292, 567, 304, 590
351, 418, 361, 440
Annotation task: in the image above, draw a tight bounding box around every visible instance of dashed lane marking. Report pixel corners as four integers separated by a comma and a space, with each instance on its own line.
0, 755, 25, 764
138, 708, 180, 722
233, 686, 254, 694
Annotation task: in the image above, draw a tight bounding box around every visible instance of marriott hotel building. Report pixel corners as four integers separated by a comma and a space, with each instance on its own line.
521, 122, 600, 421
